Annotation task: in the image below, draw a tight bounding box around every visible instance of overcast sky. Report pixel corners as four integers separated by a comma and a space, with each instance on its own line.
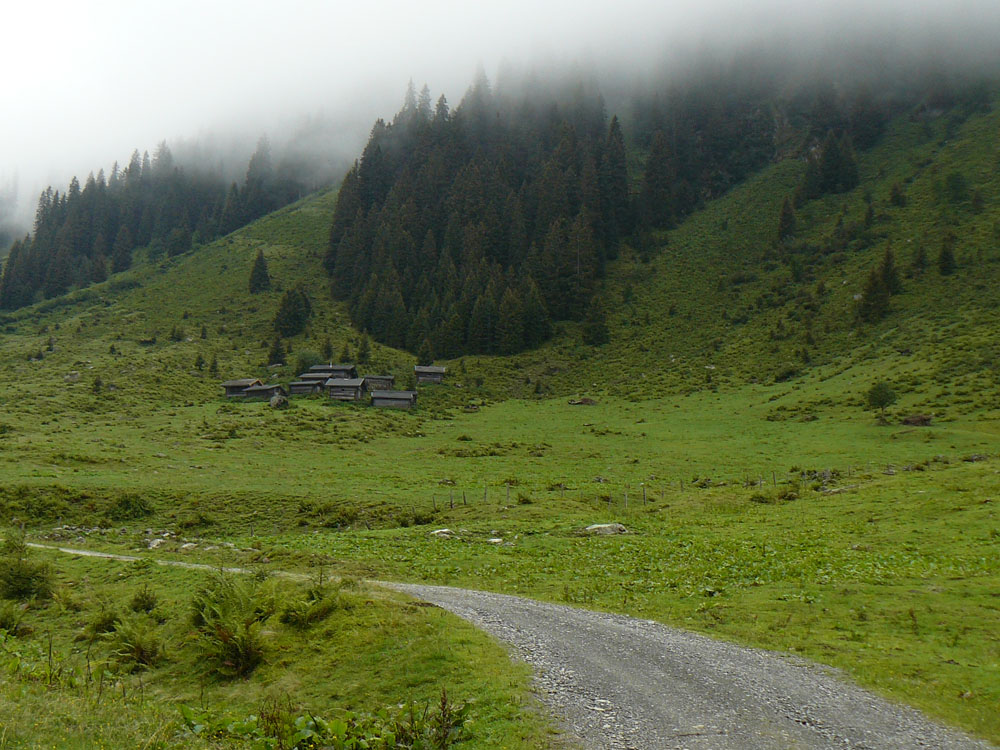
2, 0, 999, 225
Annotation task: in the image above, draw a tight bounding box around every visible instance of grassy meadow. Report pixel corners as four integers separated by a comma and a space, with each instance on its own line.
0, 96, 999, 746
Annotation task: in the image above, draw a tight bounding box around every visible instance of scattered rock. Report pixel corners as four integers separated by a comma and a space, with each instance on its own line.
584, 523, 628, 536
270, 394, 290, 409
487, 538, 504, 544
147, 538, 165, 549
901, 414, 932, 426
569, 397, 597, 406
63, 372, 80, 383
180, 542, 197, 550
593, 476, 609, 484
430, 528, 455, 539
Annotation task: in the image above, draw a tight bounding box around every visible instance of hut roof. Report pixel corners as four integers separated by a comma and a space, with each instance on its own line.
325, 378, 365, 387
221, 378, 262, 388
414, 366, 446, 374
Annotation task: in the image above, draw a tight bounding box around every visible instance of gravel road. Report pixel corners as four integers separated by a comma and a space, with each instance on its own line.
387, 582, 994, 750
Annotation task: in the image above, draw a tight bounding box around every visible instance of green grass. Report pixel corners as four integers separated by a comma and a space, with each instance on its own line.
0, 548, 560, 749
0, 93, 999, 747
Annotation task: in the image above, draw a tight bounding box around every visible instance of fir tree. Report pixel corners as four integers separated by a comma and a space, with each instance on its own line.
209, 354, 219, 377
273, 286, 311, 336
268, 337, 286, 365
356, 332, 371, 365
496, 287, 526, 355
878, 246, 903, 295
639, 130, 675, 229
581, 296, 610, 346
111, 225, 134, 273
777, 197, 796, 243
248, 248, 271, 293
417, 338, 434, 366
857, 268, 890, 323
938, 241, 957, 276
321, 336, 333, 362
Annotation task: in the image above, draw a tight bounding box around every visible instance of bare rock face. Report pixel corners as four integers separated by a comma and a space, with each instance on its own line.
584, 523, 628, 535
270, 394, 290, 409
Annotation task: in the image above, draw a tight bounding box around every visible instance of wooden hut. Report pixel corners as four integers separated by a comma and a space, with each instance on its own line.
371, 390, 418, 410
221, 378, 262, 398
326, 377, 366, 401
242, 383, 287, 400
289, 380, 323, 396
363, 374, 395, 391
414, 365, 446, 384
298, 372, 330, 383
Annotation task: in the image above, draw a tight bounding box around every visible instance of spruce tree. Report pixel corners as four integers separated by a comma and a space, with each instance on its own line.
878, 246, 902, 295
111, 225, 134, 273
356, 332, 371, 365
268, 337, 286, 365
417, 338, 434, 367
777, 197, 797, 243
273, 286, 311, 336
321, 336, 333, 362
857, 268, 890, 323
249, 248, 271, 293
639, 131, 675, 229
938, 241, 957, 276
582, 296, 610, 346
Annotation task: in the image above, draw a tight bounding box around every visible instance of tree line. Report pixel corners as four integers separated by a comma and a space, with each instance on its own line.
0, 138, 303, 310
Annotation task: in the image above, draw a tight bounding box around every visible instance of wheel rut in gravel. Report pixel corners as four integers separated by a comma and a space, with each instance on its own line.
30, 544, 994, 750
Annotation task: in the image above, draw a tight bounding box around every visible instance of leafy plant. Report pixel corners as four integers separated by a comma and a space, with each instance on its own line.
105, 613, 164, 671
191, 573, 278, 678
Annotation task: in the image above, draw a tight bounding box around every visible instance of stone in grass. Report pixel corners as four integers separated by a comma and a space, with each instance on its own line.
430, 528, 455, 539
270, 394, 290, 409
584, 523, 628, 535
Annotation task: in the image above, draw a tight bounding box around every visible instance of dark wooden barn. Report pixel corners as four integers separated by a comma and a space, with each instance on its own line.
221, 378, 262, 397
242, 383, 287, 400
326, 377, 366, 401
371, 390, 418, 409
363, 374, 395, 391
414, 365, 446, 384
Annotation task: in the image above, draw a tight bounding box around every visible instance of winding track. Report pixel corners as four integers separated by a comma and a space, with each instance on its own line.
31, 544, 995, 750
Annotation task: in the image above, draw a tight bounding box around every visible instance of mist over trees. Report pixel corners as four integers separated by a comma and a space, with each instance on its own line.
0, 139, 307, 311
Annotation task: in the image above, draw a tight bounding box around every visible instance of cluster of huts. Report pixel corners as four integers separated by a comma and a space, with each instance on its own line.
221, 364, 446, 410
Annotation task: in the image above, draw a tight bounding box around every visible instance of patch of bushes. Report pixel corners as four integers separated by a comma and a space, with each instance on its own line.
0, 537, 53, 601
109, 493, 153, 521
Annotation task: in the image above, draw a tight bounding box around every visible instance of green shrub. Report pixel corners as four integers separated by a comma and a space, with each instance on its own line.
0, 538, 53, 601
129, 584, 158, 614
88, 606, 119, 636
108, 493, 152, 521
0, 600, 29, 636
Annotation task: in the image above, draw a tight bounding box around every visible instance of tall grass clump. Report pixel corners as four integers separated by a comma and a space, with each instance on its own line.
106, 613, 164, 671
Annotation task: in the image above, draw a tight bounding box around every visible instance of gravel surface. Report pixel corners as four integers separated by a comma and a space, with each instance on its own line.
387, 582, 995, 750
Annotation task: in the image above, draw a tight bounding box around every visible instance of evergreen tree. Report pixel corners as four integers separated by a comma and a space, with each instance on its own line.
496, 287, 526, 355
268, 336, 286, 365
273, 286, 312, 336
581, 295, 610, 346
356, 332, 371, 364
857, 267, 890, 323
878, 246, 902, 295
209, 354, 219, 377
938, 240, 957, 276
777, 197, 797, 243
111, 225, 134, 273
639, 130, 675, 229
321, 336, 333, 362
417, 338, 434, 366
248, 248, 271, 293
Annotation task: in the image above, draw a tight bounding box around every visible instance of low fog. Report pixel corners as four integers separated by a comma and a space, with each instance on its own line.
2, 0, 999, 240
